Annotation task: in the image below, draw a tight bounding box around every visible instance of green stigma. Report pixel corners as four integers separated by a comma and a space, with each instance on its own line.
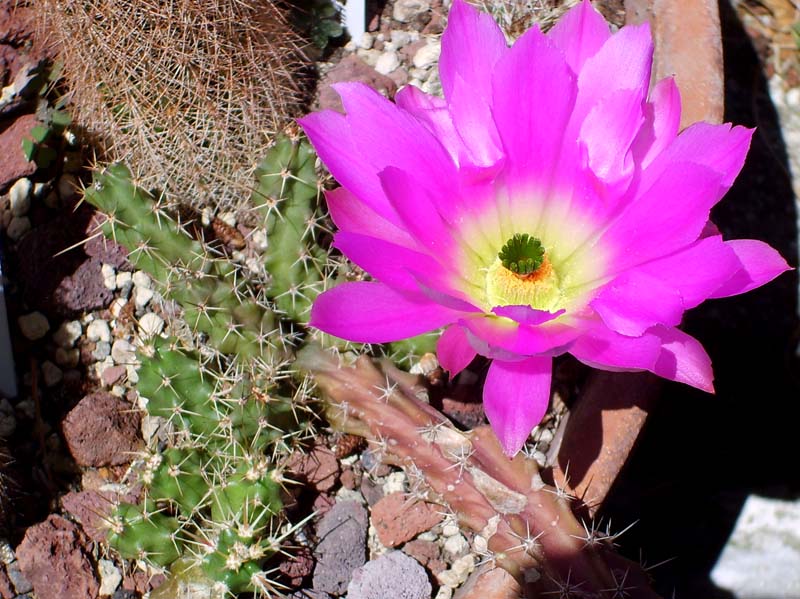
498, 233, 545, 276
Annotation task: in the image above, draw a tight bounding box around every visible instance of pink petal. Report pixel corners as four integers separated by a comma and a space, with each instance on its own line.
600, 161, 725, 273
395, 85, 464, 164
591, 269, 684, 336
440, 0, 507, 105
483, 357, 553, 457
491, 305, 565, 325
448, 72, 504, 167
437, 325, 477, 376
631, 77, 682, 169
579, 88, 645, 192
460, 314, 580, 356
652, 327, 714, 393
310, 282, 460, 343
569, 319, 663, 372
299, 110, 397, 224
709, 239, 792, 298
491, 25, 577, 191
548, 0, 611, 73
325, 187, 418, 250
333, 231, 446, 293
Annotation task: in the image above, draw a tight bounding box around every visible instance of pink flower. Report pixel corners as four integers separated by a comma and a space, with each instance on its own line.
299, 0, 790, 456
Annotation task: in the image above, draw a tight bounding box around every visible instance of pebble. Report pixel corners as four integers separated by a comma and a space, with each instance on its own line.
6, 216, 31, 240
437, 555, 476, 588
391, 30, 413, 47
41, 361, 63, 387
54, 347, 79, 368
382, 471, 407, 495
134, 286, 154, 310
251, 229, 268, 252
92, 342, 111, 362
443, 533, 468, 559
126, 364, 139, 384
115, 271, 132, 294
101, 264, 117, 290
109, 297, 127, 318
87, 319, 111, 343
111, 339, 137, 365
413, 42, 441, 69
442, 523, 460, 537
376, 51, 401, 75
132, 271, 151, 289
138, 312, 165, 337
16, 398, 35, 420
18, 312, 49, 341
53, 320, 82, 348
0, 399, 16, 436
786, 87, 800, 108
435, 587, 453, 599
32, 182, 47, 199
97, 559, 122, 596
348, 551, 431, 599
313, 501, 368, 594
393, 0, 430, 23
9, 177, 31, 216
359, 32, 375, 50
57, 174, 78, 201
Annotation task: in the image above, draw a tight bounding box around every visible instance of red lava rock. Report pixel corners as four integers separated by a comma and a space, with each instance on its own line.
122, 570, 165, 594
313, 501, 368, 595
279, 546, 315, 587
399, 38, 426, 62
441, 397, 486, 429
16, 515, 100, 599
287, 446, 340, 492
312, 492, 336, 516
62, 392, 142, 467
371, 492, 443, 548
347, 551, 431, 599
453, 564, 521, 599
0, 113, 36, 191
402, 539, 446, 575
340, 467, 359, 490
84, 213, 132, 269
61, 490, 115, 543
101, 364, 126, 386
0, 565, 14, 599
52, 257, 115, 316
360, 476, 384, 506
317, 55, 397, 113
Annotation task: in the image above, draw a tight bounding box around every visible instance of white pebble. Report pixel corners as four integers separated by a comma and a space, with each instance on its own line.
393, 0, 431, 23
9, 178, 31, 216
126, 364, 139, 384
111, 339, 137, 364
132, 270, 152, 289
382, 471, 407, 495
18, 312, 49, 340
54, 347, 80, 368
139, 312, 165, 337
41, 360, 63, 387
359, 32, 374, 50
786, 87, 800, 108
219, 211, 237, 227
434, 587, 453, 599
53, 320, 82, 348
92, 341, 111, 361
436, 554, 475, 588
98, 559, 122, 596
101, 264, 117, 290
391, 30, 412, 48
57, 174, 78, 201
87, 319, 111, 343
413, 42, 441, 69
32, 182, 47, 199
109, 297, 127, 319
6, 216, 31, 240
134, 286, 154, 310
375, 51, 401, 75
442, 523, 460, 537
443, 533, 468, 559
250, 229, 268, 252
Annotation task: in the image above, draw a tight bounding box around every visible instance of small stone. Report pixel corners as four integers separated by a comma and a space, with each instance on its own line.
382, 471, 407, 495
32, 182, 47, 198
109, 298, 127, 318
9, 178, 32, 216
126, 364, 139, 384
371, 492, 443, 548
6, 216, 31, 240
359, 32, 374, 49
92, 341, 111, 362
87, 319, 112, 343
134, 286, 154, 310
250, 229, 268, 252
111, 340, 137, 365
0, 399, 16, 437
18, 312, 49, 341
101, 364, 126, 386
348, 551, 431, 599
313, 501, 368, 594
288, 446, 340, 492
98, 559, 122, 596
115, 271, 132, 294
442, 523, 460, 537
413, 42, 441, 69
101, 264, 117, 290
41, 361, 63, 387
375, 51, 400, 75
452, 564, 521, 599
393, 0, 430, 23
0, 565, 14, 598
6, 561, 32, 595
436, 555, 476, 588
435, 587, 453, 599
442, 533, 468, 560
57, 174, 78, 202
132, 271, 151, 289
138, 312, 164, 337
403, 539, 446, 575
53, 320, 82, 348
391, 30, 412, 48
785, 87, 800, 108
16, 398, 35, 420
55, 347, 80, 368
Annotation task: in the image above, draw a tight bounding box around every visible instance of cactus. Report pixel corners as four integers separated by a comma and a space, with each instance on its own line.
299, 346, 662, 598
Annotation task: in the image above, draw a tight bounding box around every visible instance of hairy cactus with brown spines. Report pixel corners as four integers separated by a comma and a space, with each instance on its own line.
35, 0, 310, 211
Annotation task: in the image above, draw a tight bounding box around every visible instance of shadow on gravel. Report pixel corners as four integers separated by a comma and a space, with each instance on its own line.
602, 3, 800, 598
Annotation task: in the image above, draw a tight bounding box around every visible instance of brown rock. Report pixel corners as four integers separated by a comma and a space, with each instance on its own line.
279, 546, 315, 586
287, 446, 340, 492
453, 564, 521, 599
371, 492, 443, 548
318, 55, 397, 113
63, 392, 142, 467
340, 467, 359, 490
16, 515, 100, 599
122, 569, 165, 594
0, 565, 14, 599
442, 397, 486, 429
402, 539, 446, 575
0, 113, 36, 191
61, 490, 114, 543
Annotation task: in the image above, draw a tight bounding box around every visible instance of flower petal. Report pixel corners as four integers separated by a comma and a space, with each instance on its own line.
548, 0, 611, 73
631, 77, 682, 169
569, 319, 663, 371
310, 282, 460, 343
652, 327, 714, 393
708, 239, 792, 298
491, 305, 565, 326
437, 325, 477, 376
395, 85, 464, 164
449, 72, 504, 167
460, 314, 580, 356
325, 187, 417, 249
483, 356, 553, 456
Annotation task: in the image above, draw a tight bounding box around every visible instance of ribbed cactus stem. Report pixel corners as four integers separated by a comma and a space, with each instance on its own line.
298, 346, 661, 598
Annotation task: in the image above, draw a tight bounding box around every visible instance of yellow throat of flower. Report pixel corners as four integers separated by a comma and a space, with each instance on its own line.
485, 249, 563, 311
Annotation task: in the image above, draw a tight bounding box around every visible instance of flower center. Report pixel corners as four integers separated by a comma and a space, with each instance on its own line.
485, 234, 562, 311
